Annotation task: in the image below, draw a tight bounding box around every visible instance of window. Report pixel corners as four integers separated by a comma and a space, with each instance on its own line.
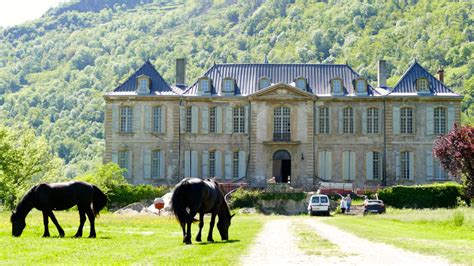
319, 107, 329, 134
417, 78, 429, 92
120, 106, 133, 133
343, 107, 354, 134
209, 151, 216, 177
295, 78, 306, 89
400, 107, 413, 134
434, 159, 448, 180
401, 151, 410, 179
152, 106, 161, 133
367, 108, 379, 134
332, 79, 342, 94
342, 150, 356, 180
139, 79, 148, 91
118, 150, 129, 178
274, 107, 291, 141
233, 106, 245, 133
372, 152, 380, 180
356, 80, 366, 94
223, 79, 234, 93
209, 107, 216, 133
434, 107, 447, 134
185, 107, 192, 133
232, 151, 239, 179
151, 150, 161, 178
258, 77, 271, 90
199, 79, 210, 94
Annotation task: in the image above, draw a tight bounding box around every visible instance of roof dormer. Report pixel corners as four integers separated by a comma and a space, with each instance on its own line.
198, 77, 211, 96
416, 77, 430, 94
331, 78, 344, 96
295, 77, 307, 90
137, 74, 150, 95
355, 78, 367, 96
222, 77, 235, 96
258, 77, 271, 90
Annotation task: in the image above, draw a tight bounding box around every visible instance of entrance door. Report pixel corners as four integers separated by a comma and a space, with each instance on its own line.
272, 150, 291, 183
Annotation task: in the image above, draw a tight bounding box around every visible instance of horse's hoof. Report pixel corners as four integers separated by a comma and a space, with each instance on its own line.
42, 234, 50, 238
59, 234, 65, 238
207, 239, 214, 242
196, 237, 202, 242
88, 235, 96, 238
185, 241, 192, 245
74, 234, 82, 238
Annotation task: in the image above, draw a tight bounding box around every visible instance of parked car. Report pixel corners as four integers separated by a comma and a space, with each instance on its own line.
307, 194, 330, 216
363, 200, 386, 214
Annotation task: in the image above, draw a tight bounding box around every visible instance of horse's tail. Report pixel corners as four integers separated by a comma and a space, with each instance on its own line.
171, 180, 196, 224
92, 185, 108, 217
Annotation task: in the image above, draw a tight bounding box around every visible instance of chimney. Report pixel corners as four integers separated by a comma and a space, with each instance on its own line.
437, 69, 444, 83
377, 59, 387, 88
176, 58, 186, 87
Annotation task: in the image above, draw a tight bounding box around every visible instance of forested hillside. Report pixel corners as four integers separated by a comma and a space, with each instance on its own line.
0, 0, 472, 177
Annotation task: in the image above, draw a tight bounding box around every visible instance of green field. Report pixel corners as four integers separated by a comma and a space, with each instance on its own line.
326, 207, 474, 265
0, 210, 264, 265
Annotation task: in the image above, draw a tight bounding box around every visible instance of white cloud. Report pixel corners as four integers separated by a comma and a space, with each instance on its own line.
0, 0, 64, 27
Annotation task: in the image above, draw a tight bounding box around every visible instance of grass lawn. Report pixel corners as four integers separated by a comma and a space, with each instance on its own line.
325, 207, 474, 265
0, 210, 264, 265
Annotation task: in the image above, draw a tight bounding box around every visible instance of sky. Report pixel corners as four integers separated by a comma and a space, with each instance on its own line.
0, 0, 65, 27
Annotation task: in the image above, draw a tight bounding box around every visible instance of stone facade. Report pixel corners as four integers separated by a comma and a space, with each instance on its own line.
103, 60, 462, 190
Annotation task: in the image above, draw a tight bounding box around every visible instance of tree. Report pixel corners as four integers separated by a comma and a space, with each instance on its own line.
433, 125, 474, 199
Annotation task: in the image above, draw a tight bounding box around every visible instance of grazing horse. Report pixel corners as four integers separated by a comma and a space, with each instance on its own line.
10, 181, 107, 238
171, 178, 234, 244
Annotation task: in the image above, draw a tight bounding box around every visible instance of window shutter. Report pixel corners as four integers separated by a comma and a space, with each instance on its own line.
145, 106, 151, 132
326, 151, 332, 180
426, 107, 434, 135
395, 150, 400, 180
191, 106, 198, 134
338, 108, 343, 134
191, 150, 198, 177
362, 108, 367, 134
426, 150, 433, 180
366, 151, 373, 181
127, 150, 133, 179
184, 150, 190, 177
342, 151, 349, 180
447, 106, 455, 131
159, 150, 165, 179
318, 151, 325, 178
180, 106, 185, 134
112, 151, 118, 164
244, 105, 249, 134
215, 150, 223, 178
216, 106, 223, 134
224, 151, 232, 179
350, 151, 356, 180
112, 105, 119, 132
133, 105, 141, 133
314, 107, 319, 134
202, 106, 209, 134
328, 108, 332, 134
393, 107, 400, 134
239, 150, 246, 178
160, 106, 166, 133
225, 106, 233, 134
143, 149, 151, 179
409, 151, 415, 180
378, 108, 382, 134
202, 150, 209, 178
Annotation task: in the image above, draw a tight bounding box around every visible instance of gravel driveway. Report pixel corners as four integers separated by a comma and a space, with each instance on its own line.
240, 217, 451, 266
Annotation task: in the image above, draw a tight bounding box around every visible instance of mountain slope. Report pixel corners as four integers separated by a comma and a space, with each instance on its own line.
0, 0, 472, 177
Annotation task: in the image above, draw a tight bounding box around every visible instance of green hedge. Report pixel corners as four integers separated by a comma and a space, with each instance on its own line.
108, 184, 168, 209
230, 188, 306, 208
378, 182, 466, 209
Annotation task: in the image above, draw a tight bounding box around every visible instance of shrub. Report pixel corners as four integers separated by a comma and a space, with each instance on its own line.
378, 182, 466, 209
229, 188, 306, 208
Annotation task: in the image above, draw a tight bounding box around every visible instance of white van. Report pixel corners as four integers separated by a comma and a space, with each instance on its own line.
307, 194, 330, 216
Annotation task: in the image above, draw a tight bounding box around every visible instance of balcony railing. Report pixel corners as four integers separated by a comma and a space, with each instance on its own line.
273, 132, 291, 142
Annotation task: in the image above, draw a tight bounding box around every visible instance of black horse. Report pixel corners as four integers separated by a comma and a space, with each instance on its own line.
10, 181, 107, 238
171, 178, 234, 244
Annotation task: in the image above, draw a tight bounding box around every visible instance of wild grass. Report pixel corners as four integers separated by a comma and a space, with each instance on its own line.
0, 210, 264, 265
292, 220, 340, 257
326, 207, 474, 265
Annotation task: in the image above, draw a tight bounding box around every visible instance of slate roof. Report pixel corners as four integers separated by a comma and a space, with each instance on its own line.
389, 61, 457, 96
110, 60, 177, 95
183, 63, 378, 96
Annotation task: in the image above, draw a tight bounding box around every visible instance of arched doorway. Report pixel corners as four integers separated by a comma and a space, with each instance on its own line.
272, 150, 291, 183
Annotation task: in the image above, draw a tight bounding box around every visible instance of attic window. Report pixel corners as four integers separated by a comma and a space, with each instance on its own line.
331, 79, 343, 95
417, 78, 429, 93
295, 78, 306, 90
223, 78, 234, 93
199, 78, 211, 94
137, 75, 150, 95
258, 77, 271, 90
356, 79, 366, 94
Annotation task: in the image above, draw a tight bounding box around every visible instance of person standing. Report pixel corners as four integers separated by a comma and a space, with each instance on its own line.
345, 194, 352, 213
340, 197, 347, 214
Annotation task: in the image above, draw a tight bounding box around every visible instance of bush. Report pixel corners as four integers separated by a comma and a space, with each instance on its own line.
378, 182, 466, 209
229, 188, 306, 208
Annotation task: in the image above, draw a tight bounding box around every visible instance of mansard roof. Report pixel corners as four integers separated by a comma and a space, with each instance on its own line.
184, 63, 377, 96
389, 61, 458, 96
110, 60, 178, 96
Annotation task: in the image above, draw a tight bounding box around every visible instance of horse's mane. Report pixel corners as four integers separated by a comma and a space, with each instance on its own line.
13, 184, 37, 219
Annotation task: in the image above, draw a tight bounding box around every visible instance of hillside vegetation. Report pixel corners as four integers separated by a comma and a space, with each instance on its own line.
0, 0, 472, 176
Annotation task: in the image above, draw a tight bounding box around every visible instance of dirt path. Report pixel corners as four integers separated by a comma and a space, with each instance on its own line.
240, 217, 451, 266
